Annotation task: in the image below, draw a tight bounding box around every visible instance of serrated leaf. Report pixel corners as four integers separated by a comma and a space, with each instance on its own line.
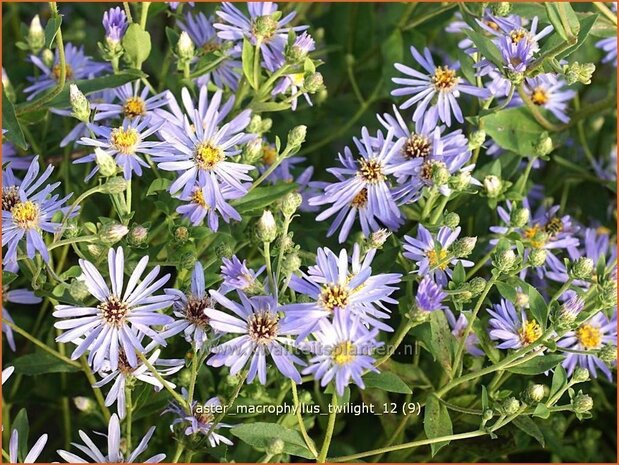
122, 23, 152, 68
44, 15, 62, 48
481, 107, 546, 156
231, 422, 314, 459
363, 371, 412, 394
3, 89, 27, 149
514, 416, 545, 446
424, 395, 452, 456
232, 183, 297, 213
507, 354, 564, 375
12, 352, 80, 375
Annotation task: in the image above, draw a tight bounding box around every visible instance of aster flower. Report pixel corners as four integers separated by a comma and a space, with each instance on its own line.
283, 244, 401, 333
25, 43, 109, 100
214, 2, 308, 72
53, 247, 173, 372
2, 157, 74, 271
558, 310, 617, 380
2, 288, 42, 351
522, 73, 576, 123
162, 262, 215, 349
205, 291, 306, 384
391, 46, 490, 127
488, 298, 544, 349
57, 413, 165, 463
477, 15, 554, 55
220, 255, 264, 294
415, 276, 447, 313
77, 116, 166, 181
597, 36, 618, 66
310, 127, 416, 242
94, 81, 168, 121
164, 388, 233, 446
403, 225, 473, 286
445, 309, 484, 356
102, 7, 128, 44
168, 2, 195, 10
2, 139, 34, 171
94, 348, 184, 419
302, 310, 382, 396
175, 183, 244, 231
9, 429, 48, 463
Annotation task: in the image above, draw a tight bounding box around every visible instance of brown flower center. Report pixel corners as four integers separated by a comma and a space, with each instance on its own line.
123, 96, 146, 118
403, 134, 431, 159
358, 159, 384, 184
319, 284, 350, 311
98, 295, 130, 327
247, 311, 279, 344
2, 186, 20, 212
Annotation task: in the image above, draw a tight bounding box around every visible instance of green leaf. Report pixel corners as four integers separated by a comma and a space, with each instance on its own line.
465, 30, 504, 68
232, 183, 297, 213
507, 354, 564, 375
495, 281, 517, 303
146, 178, 171, 196
2, 271, 18, 287
122, 23, 152, 68
429, 311, 455, 378
541, 14, 598, 60
231, 422, 314, 459
481, 386, 489, 410
545, 3, 580, 41
12, 352, 80, 375
12, 409, 29, 462
3, 89, 27, 149
249, 101, 292, 113
165, 26, 180, 49
424, 395, 453, 456
549, 365, 568, 400
481, 107, 546, 156
242, 38, 256, 89
532, 403, 551, 419
363, 371, 412, 394
452, 262, 465, 285
527, 285, 548, 328
381, 30, 403, 92
513, 416, 545, 446
44, 15, 62, 48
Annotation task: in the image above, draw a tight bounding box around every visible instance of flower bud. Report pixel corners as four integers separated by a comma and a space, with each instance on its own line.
443, 212, 460, 229
2, 69, 15, 103
243, 137, 264, 163
177, 368, 192, 387
69, 278, 91, 301
281, 192, 303, 217
266, 438, 285, 456
528, 248, 547, 267
599, 279, 618, 308
73, 396, 96, 413
572, 391, 593, 413
128, 224, 148, 246
565, 62, 596, 85
448, 170, 472, 191
507, 70, 525, 85
216, 241, 235, 259
87, 244, 106, 259
69, 84, 91, 123
62, 222, 81, 239
598, 344, 617, 364
316, 88, 328, 105
303, 72, 324, 93
178, 251, 196, 270
430, 162, 450, 186
558, 294, 584, 326
493, 249, 516, 272
287, 125, 307, 147
510, 207, 530, 228
257, 210, 278, 243
469, 277, 487, 295
368, 229, 392, 249
483, 175, 502, 198
99, 223, 129, 244
491, 2, 512, 16
450, 236, 477, 258
177, 31, 195, 61
526, 384, 545, 403
572, 367, 590, 383
501, 397, 520, 415
174, 226, 190, 243
247, 115, 264, 134
515, 291, 529, 308
253, 15, 278, 40
101, 177, 128, 194
534, 132, 554, 157
27, 15, 45, 54
468, 129, 486, 150
282, 252, 302, 275
482, 409, 494, 421
569, 257, 594, 281
42, 49, 55, 68
95, 147, 118, 177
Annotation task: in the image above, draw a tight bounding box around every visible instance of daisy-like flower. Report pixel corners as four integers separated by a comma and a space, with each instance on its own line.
220, 255, 264, 294
9, 429, 48, 463
283, 244, 401, 333
3, 287, 42, 351
178, 11, 242, 90
102, 6, 128, 44
415, 276, 447, 313
77, 116, 166, 181
445, 309, 484, 356
403, 225, 473, 285
302, 310, 382, 396
488, 298, 544, 349
2, 157, 74, 271
94, 81, 168, 121
271, 33, 316, 109
53, 247, 173, 372
391, 46, 490, 127
597, 36, 617, 66
214, 2, 308, 72
175, 183, 244, 231
57, 413, 165, 463
310, 127, 415, 243
168, 2, 195, 10
522, 73, 576, 123
164, 388, 233, 446
25, 43, 109, 100
477, 14, 553, 54
205, 291, 305, 384
558, 310, 617, 380
162, 262, 214, 349
95, 348, 183, 419
2, 139, 34, 171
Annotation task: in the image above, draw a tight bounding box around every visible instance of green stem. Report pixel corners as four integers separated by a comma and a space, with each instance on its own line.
263, 241, 277, 296
172, 442, 185, 463
204, 370, 249, 442
429, 194, 450, 225
123, 2, 133, 23
249, 145, 293, 190
402, 4, 457, 31
125, 385, 133, 450
48, 235, 99, 251
80, 356, 112, 422
187, 349, 200, 405
318, 392, 338, 463
290, 381, 319, 458
374, 319, 415, 369
517, 84, 562, 132
137, 352, 187, 408
275, 215, 292, 291
548, 278, 573, 309
420, 189, 438, 221
139, 2, 150, 29
593, 2, 618, 24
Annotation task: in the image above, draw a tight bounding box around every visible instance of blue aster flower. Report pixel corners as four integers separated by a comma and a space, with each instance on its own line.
25, 43, 109, 100
53, 247, 173, 372
477, 15, 553, 54
205, 291, 306, 384
403, 225, 473, 285
521, 73, 576, 123
2, 288, 42, 351
415, 276, 447, 313
93, 81, 168, 121
9, 429, 47, 464
392, 46, 490, 127
175, 183, 244, 231
283, 244, 401, 333
2, 137, 34, 171
301, 309, 382, 396
597, 36, 617, 66
220, 255, 265, 294
168, 2, 195, 10
102, 6, 128, 44
445, 309, 484, 356
558, 310, 616, 380
488, 298, 544, 350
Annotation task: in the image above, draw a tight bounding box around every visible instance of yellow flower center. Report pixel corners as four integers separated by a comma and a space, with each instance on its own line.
431, 66, 458, 92
247, 311, 279, 344
350, 188, 368, 209
320, 284, 350, 311
52, 63, 73, 80
191, 188, 208, 208
123, 96, 146, 118
404, 134, 431, 159
596, 225, 611, 235
576, 324, 602, 350
427, 248, 449, 270
523, 224, 548, 249
332, 341, 355, 365
519, 319, 542, 345
110, 127, 139, 155
262, 145, 277, 166
510, 28, 528, 44
11, 201, 40, 229
531, 87, 549, 106
358, 159, 384, 184
194, 142, 223, 170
